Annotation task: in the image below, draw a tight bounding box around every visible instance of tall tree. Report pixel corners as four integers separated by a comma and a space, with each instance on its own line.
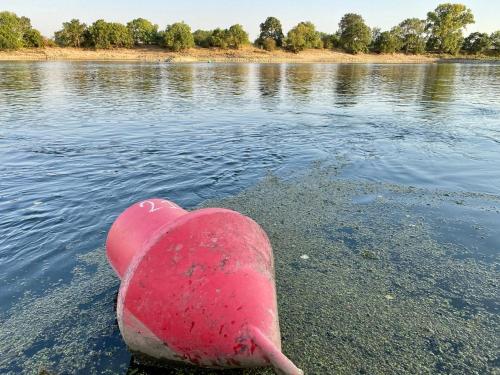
426, 3, 474, 54
397, 18, 427, 54
338, 13, 372, 54
54, 19, 87, 47
127, 18, 158, 45
257, 17, 284, 47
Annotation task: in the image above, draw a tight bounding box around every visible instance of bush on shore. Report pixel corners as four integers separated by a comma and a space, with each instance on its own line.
207, 28, 229, 49
193, 29, 212, 48
85, 20, 133, 49
373, 30, 403, 54
162, 22, 194, 51
491, 31, 500, 54
226, 24, 249, 49
54, 19, 86, 47
319, 32, 339, 49
127, 18, 159, 46
193, 25, 249, 49
261, 37, 277, 51
462, 32, 491, 55
285, 21, 322, 53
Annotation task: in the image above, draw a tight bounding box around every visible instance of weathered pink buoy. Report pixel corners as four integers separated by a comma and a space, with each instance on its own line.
106, 198, 303, 374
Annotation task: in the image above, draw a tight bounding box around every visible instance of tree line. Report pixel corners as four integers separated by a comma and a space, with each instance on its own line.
1, 3, 499, 55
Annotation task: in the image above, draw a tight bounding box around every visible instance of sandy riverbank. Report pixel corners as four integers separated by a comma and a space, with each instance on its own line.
1, 46, 496, 63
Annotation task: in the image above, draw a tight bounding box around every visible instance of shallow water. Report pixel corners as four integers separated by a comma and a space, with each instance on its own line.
0, 62, 499, 374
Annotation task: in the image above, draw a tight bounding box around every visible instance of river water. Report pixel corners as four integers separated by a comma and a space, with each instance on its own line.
0, 62, 499, 374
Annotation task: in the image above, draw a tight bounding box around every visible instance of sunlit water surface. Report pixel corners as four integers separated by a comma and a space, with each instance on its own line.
0, 62, 499, 374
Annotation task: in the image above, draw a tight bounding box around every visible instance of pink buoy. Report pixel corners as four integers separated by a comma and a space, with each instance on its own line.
106, 198, 303, 374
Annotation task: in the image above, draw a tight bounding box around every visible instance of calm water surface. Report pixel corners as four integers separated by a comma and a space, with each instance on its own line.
0, 62, 499, 374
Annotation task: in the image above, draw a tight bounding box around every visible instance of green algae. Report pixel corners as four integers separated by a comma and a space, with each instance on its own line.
200, 167, 499, 374
1, 165, 499, 374
0, 250, 123, 374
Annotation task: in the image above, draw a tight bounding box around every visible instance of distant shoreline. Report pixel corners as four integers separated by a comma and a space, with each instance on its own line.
1, 46, 498, 64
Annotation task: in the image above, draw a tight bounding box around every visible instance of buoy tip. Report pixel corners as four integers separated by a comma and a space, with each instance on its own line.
249, 326, 303, 375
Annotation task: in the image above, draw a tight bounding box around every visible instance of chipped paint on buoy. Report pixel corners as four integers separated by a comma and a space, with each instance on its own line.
106, 198, 302, 374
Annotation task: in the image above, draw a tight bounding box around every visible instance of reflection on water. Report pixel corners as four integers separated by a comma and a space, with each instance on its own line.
0, 62, 499, 374
204, 64, 250, 98
286, 64, 315, 99
258, 64, 282, 98
164, 64, 194, 97
334, 64, 369, 106
422, 64, 456, 105
0, 63, 43, 113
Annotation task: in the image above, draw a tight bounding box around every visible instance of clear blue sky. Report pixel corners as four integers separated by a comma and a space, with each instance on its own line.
6, 0, 499, 39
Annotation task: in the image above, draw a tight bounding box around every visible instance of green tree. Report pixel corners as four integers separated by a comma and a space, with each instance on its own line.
426, 3, 474, 54
369, 27, 381, 51
22, 28, 44, 47
162, 22, 194, 51
261, 37, 276, 51
373, 29, 403, 53
54, 19, 87, 47
226, 24, 249, 49
489, 31, 500, 54
319, 32, 339, 49
86, 20, 133, 49
127, 18, 158, 45
285, 21, 322, 53
257, 17, 284, 47
338, 13, 372, 54
193, 29, 212, 47
0, 11, 44, 50
109, 23, 133, 47
86, 20, 112, 48
462, 32, 491, 54
0, 12, 24, 50
397, 18, 427, 54
208, 28, 229, 48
